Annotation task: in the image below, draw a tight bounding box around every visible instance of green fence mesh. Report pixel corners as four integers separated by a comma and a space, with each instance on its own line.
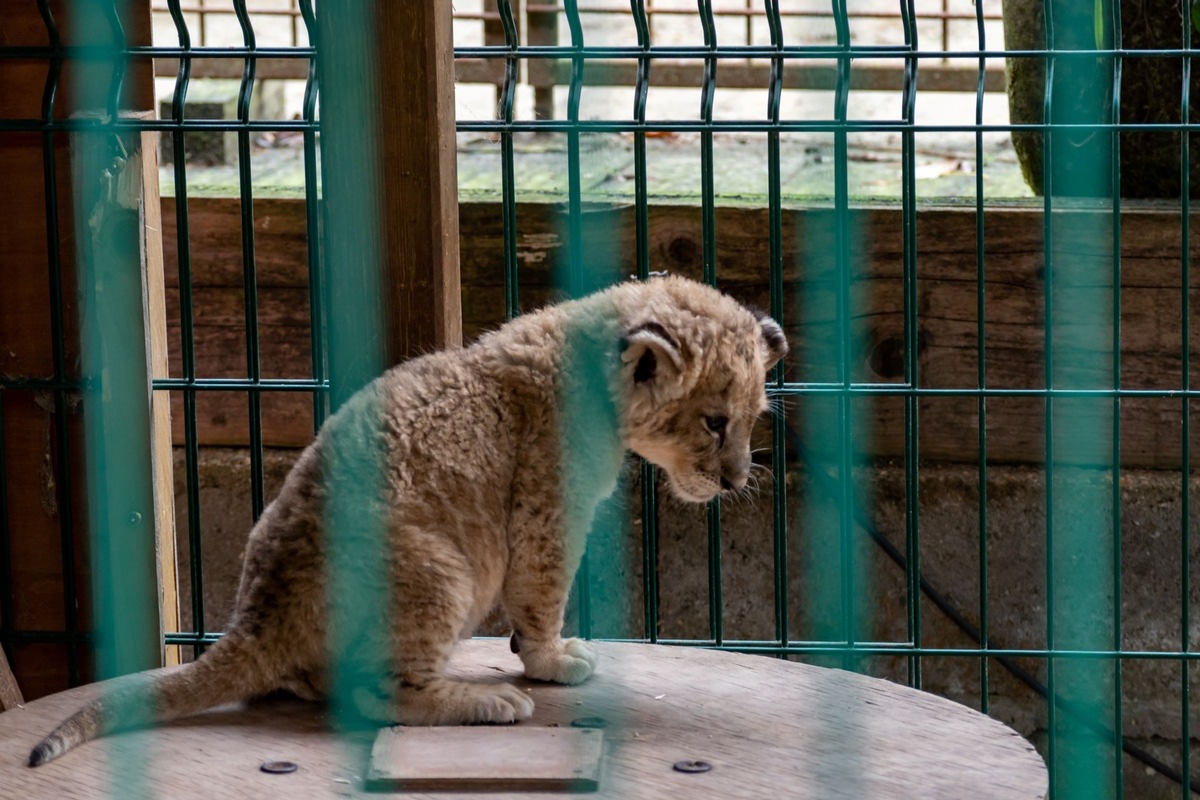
4, 0, 1200, 797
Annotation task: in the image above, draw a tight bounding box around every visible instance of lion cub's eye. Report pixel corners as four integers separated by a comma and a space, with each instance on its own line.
704, 415, 729, 435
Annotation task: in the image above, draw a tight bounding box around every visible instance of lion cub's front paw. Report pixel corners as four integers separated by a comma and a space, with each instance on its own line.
520, 638, 598, 685
464, 683, 536, 724
394, 680, 535, 725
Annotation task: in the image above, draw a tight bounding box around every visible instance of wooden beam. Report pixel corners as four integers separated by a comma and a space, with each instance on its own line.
153, 58, 1008, 96
540, 60, 1007, 94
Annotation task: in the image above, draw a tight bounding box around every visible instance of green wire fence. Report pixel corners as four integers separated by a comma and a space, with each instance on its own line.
2, 0, 1199, 797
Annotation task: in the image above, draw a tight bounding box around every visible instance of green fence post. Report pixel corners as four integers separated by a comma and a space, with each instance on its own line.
316, 1, 463, 775
315, 0, 389, 756
74, 124, 161, 799
70, 1, 161, 797
70, 25, 157, 800
1043, 0, 1120, 797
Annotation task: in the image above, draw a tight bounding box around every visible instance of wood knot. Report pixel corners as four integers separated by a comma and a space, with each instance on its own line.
665, 235, 699, 268
867, 333, 926, 380
868, 336, 906, 380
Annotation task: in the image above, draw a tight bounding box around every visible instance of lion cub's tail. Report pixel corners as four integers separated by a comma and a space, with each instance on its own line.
28, 632, 275, 767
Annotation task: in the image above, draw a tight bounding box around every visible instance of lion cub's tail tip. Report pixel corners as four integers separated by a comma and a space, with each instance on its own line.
28, 734, 66, 768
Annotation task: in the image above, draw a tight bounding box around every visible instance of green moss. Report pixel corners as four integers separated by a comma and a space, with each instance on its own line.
163, 132, 1034, 203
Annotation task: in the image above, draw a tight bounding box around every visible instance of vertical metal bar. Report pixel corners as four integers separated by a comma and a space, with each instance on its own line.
973, 0, 990, 714
36, 0, 81, 686
632, 0, 651, 283
99, 1, 126, 123
316, 0, 391, 736
1041, 1, 1058, 785
639, 464, 660, 643
832, 0, 855, 669
1109, 4, 1125, 797
899, 0, 921, 691
699, 0, 717, 291
182, 392, 203, 651
564, 0, 585, 298
631, 0, 660, 643
166, 0, 207, 658
1044, 2, 1119, 795
298, 0, 327, 432
1180, 7, 1193, 797
697, 0, 723, 646
71, 6, 158, 797
499, 0, 520, 321
561, 0, 592, 638
765, 0, 788, 651
232, 0, 265, 522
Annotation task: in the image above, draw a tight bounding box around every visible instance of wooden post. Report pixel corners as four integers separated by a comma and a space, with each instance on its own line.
0, 645, 23, 712
318, 2, 461, 387
138, 123, 182, 669
482, 0, 510, 108
528, 0, 559, 121
389, 1, 462, 355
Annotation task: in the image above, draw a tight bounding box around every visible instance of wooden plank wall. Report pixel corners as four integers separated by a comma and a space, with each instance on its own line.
161, 197, 1200, 469
0, 0, 157, 699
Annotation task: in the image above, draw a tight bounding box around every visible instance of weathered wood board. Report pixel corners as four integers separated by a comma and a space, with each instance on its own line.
0, 640, 1047, 799
161, 196, 1200, 467
366, 726, 603, 792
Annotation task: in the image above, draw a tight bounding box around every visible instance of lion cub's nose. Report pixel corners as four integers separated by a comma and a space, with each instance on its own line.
720, 473, 747, 492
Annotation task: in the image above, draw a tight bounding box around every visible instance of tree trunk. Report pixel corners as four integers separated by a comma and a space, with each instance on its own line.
1004, 0, 1199, 198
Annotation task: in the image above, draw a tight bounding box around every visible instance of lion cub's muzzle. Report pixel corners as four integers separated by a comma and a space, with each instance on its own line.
718, 452, 752, 493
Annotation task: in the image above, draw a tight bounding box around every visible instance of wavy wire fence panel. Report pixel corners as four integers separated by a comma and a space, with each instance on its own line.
148, 0, 1007, 98
1, 0, 1198, 798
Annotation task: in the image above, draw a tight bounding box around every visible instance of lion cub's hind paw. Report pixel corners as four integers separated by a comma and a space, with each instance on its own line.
521, 638, 597, 685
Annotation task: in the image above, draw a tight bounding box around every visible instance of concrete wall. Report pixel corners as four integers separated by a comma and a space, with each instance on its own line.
174, 448, 1200, 799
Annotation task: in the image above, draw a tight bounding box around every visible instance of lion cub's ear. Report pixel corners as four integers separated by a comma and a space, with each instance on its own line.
752, 309, 788, 371
620, 321, 685, 387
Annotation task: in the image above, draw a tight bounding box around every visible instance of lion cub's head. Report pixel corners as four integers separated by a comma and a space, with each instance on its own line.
618, 278, 788, 503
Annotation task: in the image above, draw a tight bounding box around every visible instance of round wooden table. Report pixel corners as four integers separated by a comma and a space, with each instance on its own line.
0, 640, 1046, 799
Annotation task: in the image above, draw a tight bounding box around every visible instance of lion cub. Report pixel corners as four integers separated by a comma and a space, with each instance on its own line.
30, 275, 786, 766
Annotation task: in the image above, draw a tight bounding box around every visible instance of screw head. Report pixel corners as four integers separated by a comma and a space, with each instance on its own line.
570, 716, 607, 729
672, 760, 712, 774
260, 760, 298, 775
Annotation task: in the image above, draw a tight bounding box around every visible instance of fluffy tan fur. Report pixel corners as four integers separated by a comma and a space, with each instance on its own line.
29, 276, 786, 766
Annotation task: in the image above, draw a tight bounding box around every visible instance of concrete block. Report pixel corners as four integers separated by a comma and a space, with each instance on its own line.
159, 78, 287, 166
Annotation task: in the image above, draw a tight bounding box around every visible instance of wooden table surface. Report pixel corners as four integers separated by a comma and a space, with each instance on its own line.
0, 640, 1047, 799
